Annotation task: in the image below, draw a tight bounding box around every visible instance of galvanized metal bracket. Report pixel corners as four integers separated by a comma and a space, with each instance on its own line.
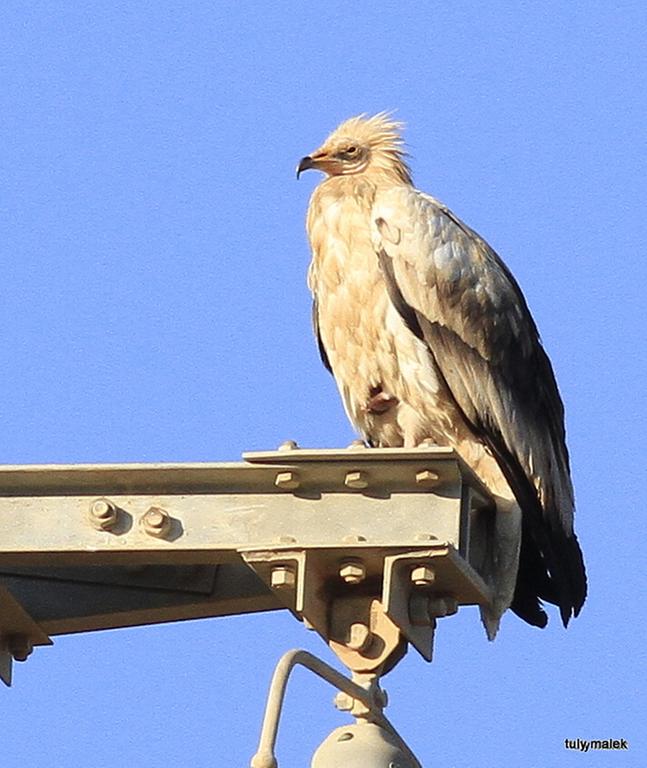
0, 588, 52, 686
242, 542, 491, 676
0, 444, 495, 685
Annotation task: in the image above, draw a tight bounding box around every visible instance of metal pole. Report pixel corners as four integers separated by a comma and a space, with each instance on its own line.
249, 648, 421, 768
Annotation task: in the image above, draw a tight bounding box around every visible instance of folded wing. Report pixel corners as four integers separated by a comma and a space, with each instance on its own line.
371, 187, 586, 626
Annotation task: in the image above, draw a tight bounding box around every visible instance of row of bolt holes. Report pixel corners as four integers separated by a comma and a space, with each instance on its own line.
88, 499, 171, 537
274, 468, 440, 491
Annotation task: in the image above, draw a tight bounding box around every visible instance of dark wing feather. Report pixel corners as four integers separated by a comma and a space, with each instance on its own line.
312, 298, 333, 374
372, 188, 586, 626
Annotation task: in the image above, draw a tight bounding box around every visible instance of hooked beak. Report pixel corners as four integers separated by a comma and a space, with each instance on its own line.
296, 155, 315, 179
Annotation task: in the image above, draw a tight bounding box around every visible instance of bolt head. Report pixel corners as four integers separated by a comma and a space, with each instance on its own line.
89, 498, 119, 531
339, 560, 366, 584
410, 565, 436, 587
344, 470, 368, 489
270, 566, 296, 589
8, 634, 33, 662
274, 471, 300, 490
278, 440, 299, 451
141, 507, 172, 538
334, 692, 354, 712
415, 469, 440, 487
347, 622, 372, 652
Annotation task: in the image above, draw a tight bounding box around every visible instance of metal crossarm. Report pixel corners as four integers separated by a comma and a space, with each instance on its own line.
0, 445, 494, 686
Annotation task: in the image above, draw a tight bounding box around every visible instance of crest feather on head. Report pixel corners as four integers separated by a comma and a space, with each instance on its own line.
325, 112, 412, 184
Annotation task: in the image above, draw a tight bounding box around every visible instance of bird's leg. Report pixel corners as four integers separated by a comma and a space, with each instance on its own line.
364, 385, 398, 415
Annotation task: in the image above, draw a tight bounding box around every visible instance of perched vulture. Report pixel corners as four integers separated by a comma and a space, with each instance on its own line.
297, 113, 586, 637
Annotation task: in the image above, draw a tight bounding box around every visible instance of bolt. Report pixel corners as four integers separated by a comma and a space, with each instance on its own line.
415, 469, 440, 487
339, 560, 366, 584
415, 532, 438, 541
342, 534, 367, 544
444, 598, 458, 616
141, 506, 172, 538
274, 471, 300, 490
334, 692, 354, 712
375, 687, 389, 708
428, 597, 458, 618
347, 622, 373, 652
270, 566, 296, 590
410, 565, 436, 587
8, 634, 33, 662
409, 592, 435, 626
345, 470, 368, 489
278, 440, 299, 451
418, 438, 437, 448
88, 498, 119, 531
276, 534, 297, 544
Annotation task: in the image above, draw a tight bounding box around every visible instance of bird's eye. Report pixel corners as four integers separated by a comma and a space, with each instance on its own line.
346, 145, 358, 154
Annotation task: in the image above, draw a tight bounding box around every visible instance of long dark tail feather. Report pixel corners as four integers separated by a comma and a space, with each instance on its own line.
483, 434, 587, 628
511, 509, 587, 628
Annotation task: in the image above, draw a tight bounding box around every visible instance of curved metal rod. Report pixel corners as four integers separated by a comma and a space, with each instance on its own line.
249, 648, 422, 768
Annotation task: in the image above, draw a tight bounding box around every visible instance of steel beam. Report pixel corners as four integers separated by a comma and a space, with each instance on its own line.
0, 446, 495, 685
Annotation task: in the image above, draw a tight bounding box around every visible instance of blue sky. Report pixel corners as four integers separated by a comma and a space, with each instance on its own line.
1, 1, 646, 766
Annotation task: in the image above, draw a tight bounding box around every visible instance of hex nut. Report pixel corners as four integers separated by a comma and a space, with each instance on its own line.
88, 498, 119, 531
141, 506, 172, 538
274, 471, 300, 490
339, 560, 366, 584
415, 469, 440, 487
410, 565, 436, 587
345, 471, 368, 489
270, 566, 296, 589
334, 692, 354, 712
347, 623, 373, 652
8, 634, 33, 662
